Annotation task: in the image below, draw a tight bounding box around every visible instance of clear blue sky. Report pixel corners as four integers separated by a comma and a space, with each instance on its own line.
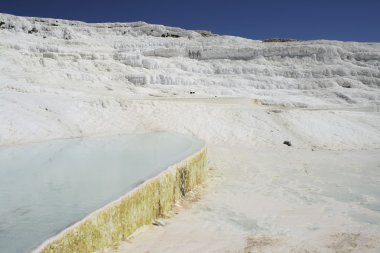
1, 0, 379, 42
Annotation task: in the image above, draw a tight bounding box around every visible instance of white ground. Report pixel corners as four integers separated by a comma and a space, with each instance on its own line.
95, 99, 379, 253
1, 13, 380, 252
110, 146, 380, 253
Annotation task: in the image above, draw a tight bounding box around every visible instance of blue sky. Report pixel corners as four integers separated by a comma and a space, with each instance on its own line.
1, 0, 379, 42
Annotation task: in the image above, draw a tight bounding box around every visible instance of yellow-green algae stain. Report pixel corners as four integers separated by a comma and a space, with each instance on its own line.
37, 147, 207, 253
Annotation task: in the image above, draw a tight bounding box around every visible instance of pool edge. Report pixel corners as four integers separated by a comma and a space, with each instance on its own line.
33, 145, 207, 253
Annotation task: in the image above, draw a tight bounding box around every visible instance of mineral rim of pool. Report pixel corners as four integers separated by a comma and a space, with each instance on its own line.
0, 132, 204, 253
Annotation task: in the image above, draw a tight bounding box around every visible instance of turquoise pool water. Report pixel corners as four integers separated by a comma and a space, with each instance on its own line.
0, 133, 204, 253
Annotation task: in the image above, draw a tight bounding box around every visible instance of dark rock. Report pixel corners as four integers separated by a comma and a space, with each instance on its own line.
283, 140, 292, 146
28, 27, 38, 34
263, 38, 297, 43
161, 33, 180, 38
194, 30, 216, 37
